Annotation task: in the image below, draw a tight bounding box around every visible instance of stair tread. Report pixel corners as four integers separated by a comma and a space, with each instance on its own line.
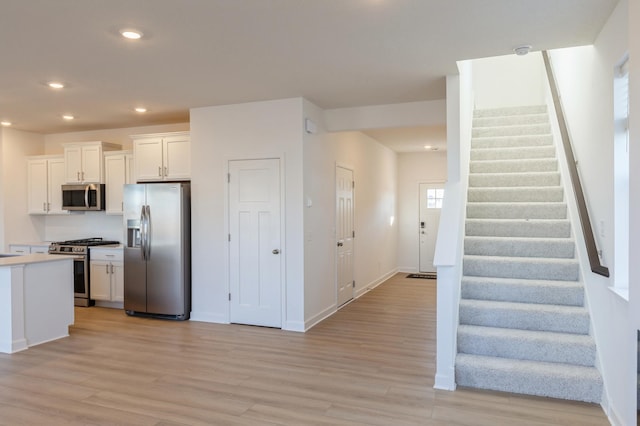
463, 254, 578, 264
465, 235, 574, 243
460, 298, 586, 312
456, 353, 600, 378
456, 353, 602, 403
458, 324, 594, 345
462, 275, 582, 288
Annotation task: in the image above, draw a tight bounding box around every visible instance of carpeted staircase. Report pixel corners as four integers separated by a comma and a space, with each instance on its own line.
455, 105, 603, 403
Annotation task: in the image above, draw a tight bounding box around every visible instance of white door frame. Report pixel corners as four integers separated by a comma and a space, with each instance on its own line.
336, 163, 355, 308
418, 180, 445, 273
225, 155, 286, 326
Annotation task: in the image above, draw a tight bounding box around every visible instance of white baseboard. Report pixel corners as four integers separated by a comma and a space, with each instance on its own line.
397, 267, 418, 274
434, 369, 457, 391
304, 305, 336, 331
94, 301, 124, 309
283, 320, 305, 332
189, 311, 228, 324
355, 268, 398, 298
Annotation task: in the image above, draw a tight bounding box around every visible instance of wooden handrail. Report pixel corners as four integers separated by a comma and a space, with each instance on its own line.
542, 51, 609, 277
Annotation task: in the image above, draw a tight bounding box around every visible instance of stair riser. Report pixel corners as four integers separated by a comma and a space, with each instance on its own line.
471, 146, 556, 161
459, 303, 590, 334
464, 238, 575, 259
470, 159, 557, 173
461, 280, 584, 306
457, 330, 596, 366
455, 360, 602, 403
466, 203, 567, 220
469, 173, 560, 188
473, 124, 550, 138
472, 135, 553, 149
463, 257, 579, 281
474, 106, 547, 117
473, 114, 549, 128
465, 220, 572, 238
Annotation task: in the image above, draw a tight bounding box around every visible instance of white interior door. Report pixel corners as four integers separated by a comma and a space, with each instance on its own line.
229, 159, 282, 327
419, 183, 444, 273
336, 166, 354, 307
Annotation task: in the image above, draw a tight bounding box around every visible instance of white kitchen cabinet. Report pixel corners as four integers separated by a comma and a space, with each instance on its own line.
132, 131, 190, 182
9, 243, 51, 254
90, 247, 124, 303
63, 141, 120, 183
8, 245, 30, 254
27, 156, 68, 215
104, 151, 134, 215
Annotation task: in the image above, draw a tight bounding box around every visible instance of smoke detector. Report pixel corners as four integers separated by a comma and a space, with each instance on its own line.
514, 45, 532, 56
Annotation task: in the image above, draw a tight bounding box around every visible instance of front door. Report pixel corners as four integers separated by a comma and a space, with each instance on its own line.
419, 183, 444, 273
336, 166, 354, 307
229, 159, 282, 327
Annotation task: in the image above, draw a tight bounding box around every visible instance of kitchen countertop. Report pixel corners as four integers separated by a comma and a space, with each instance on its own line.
0, 253, 79, 267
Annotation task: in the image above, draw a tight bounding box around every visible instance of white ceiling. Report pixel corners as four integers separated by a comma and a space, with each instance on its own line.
0, 0, 618, 143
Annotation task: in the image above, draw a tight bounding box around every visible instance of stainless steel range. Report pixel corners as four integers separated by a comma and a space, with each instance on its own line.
48, 237, 119, 306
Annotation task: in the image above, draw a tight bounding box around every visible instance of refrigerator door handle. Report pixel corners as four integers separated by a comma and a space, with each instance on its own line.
140, 205, 147, 260
145, 205, 151, 260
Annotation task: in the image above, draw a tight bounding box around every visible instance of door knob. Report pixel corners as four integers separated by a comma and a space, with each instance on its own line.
272, 249, 280, 254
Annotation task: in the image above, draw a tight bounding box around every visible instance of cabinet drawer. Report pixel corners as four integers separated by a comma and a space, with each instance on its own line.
90, 247, 123, 261
9, 244, 30, 254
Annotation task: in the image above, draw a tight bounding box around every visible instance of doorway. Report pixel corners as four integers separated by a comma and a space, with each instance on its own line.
228, 158, 282, 327
419, 183, 444, 273
336, 165, 354, 307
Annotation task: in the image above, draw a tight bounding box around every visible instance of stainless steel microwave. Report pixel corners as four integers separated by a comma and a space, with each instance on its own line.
61, 184, 106, 211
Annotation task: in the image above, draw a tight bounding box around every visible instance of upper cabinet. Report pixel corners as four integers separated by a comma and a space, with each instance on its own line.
63, 141, 120, 183
104, 151, 134, 215
27, 155, 68, 215
132, 132, 190, 182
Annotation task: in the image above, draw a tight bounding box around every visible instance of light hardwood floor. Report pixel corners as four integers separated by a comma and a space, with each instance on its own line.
0, 273, 609, 425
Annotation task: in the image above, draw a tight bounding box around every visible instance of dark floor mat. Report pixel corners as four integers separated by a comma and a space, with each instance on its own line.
406, 273, 437, 279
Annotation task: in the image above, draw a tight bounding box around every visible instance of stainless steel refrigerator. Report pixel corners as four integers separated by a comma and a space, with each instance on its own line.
123, 182, 191, 320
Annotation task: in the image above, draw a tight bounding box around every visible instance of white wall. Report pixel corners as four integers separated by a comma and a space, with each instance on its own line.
189, 98, 305, 330
396, 151, 447, 272
549, 1, 633, 424
325, 100, 446, 132
629, 0, 640, 334
473, 53, 546, 110
1, 128, 45, 249
302, 99, 399, 328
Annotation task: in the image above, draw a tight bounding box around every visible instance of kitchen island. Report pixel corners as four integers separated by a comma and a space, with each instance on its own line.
0, 253, 74, 353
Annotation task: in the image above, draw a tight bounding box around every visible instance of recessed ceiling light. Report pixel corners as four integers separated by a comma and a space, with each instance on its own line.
48, 81, 65, 89
120, 29, 143, 40
1, 121, 11, 126
134, 107, 147, 113
62, 115, 75, 120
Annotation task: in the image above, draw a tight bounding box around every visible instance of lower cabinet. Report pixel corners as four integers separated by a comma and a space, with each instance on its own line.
9, 243, 50, 254
89, 247, 124, 303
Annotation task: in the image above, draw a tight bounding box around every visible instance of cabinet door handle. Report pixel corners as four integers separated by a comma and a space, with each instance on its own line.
164, 166, 168, 177
105, 264, 109, 274
77, 171, 80, 181
82, 171, 85, 181
158, 166, 162, 177
47, 202, 50, 211
43, 202, 46, 211
110, 264, 114, 274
